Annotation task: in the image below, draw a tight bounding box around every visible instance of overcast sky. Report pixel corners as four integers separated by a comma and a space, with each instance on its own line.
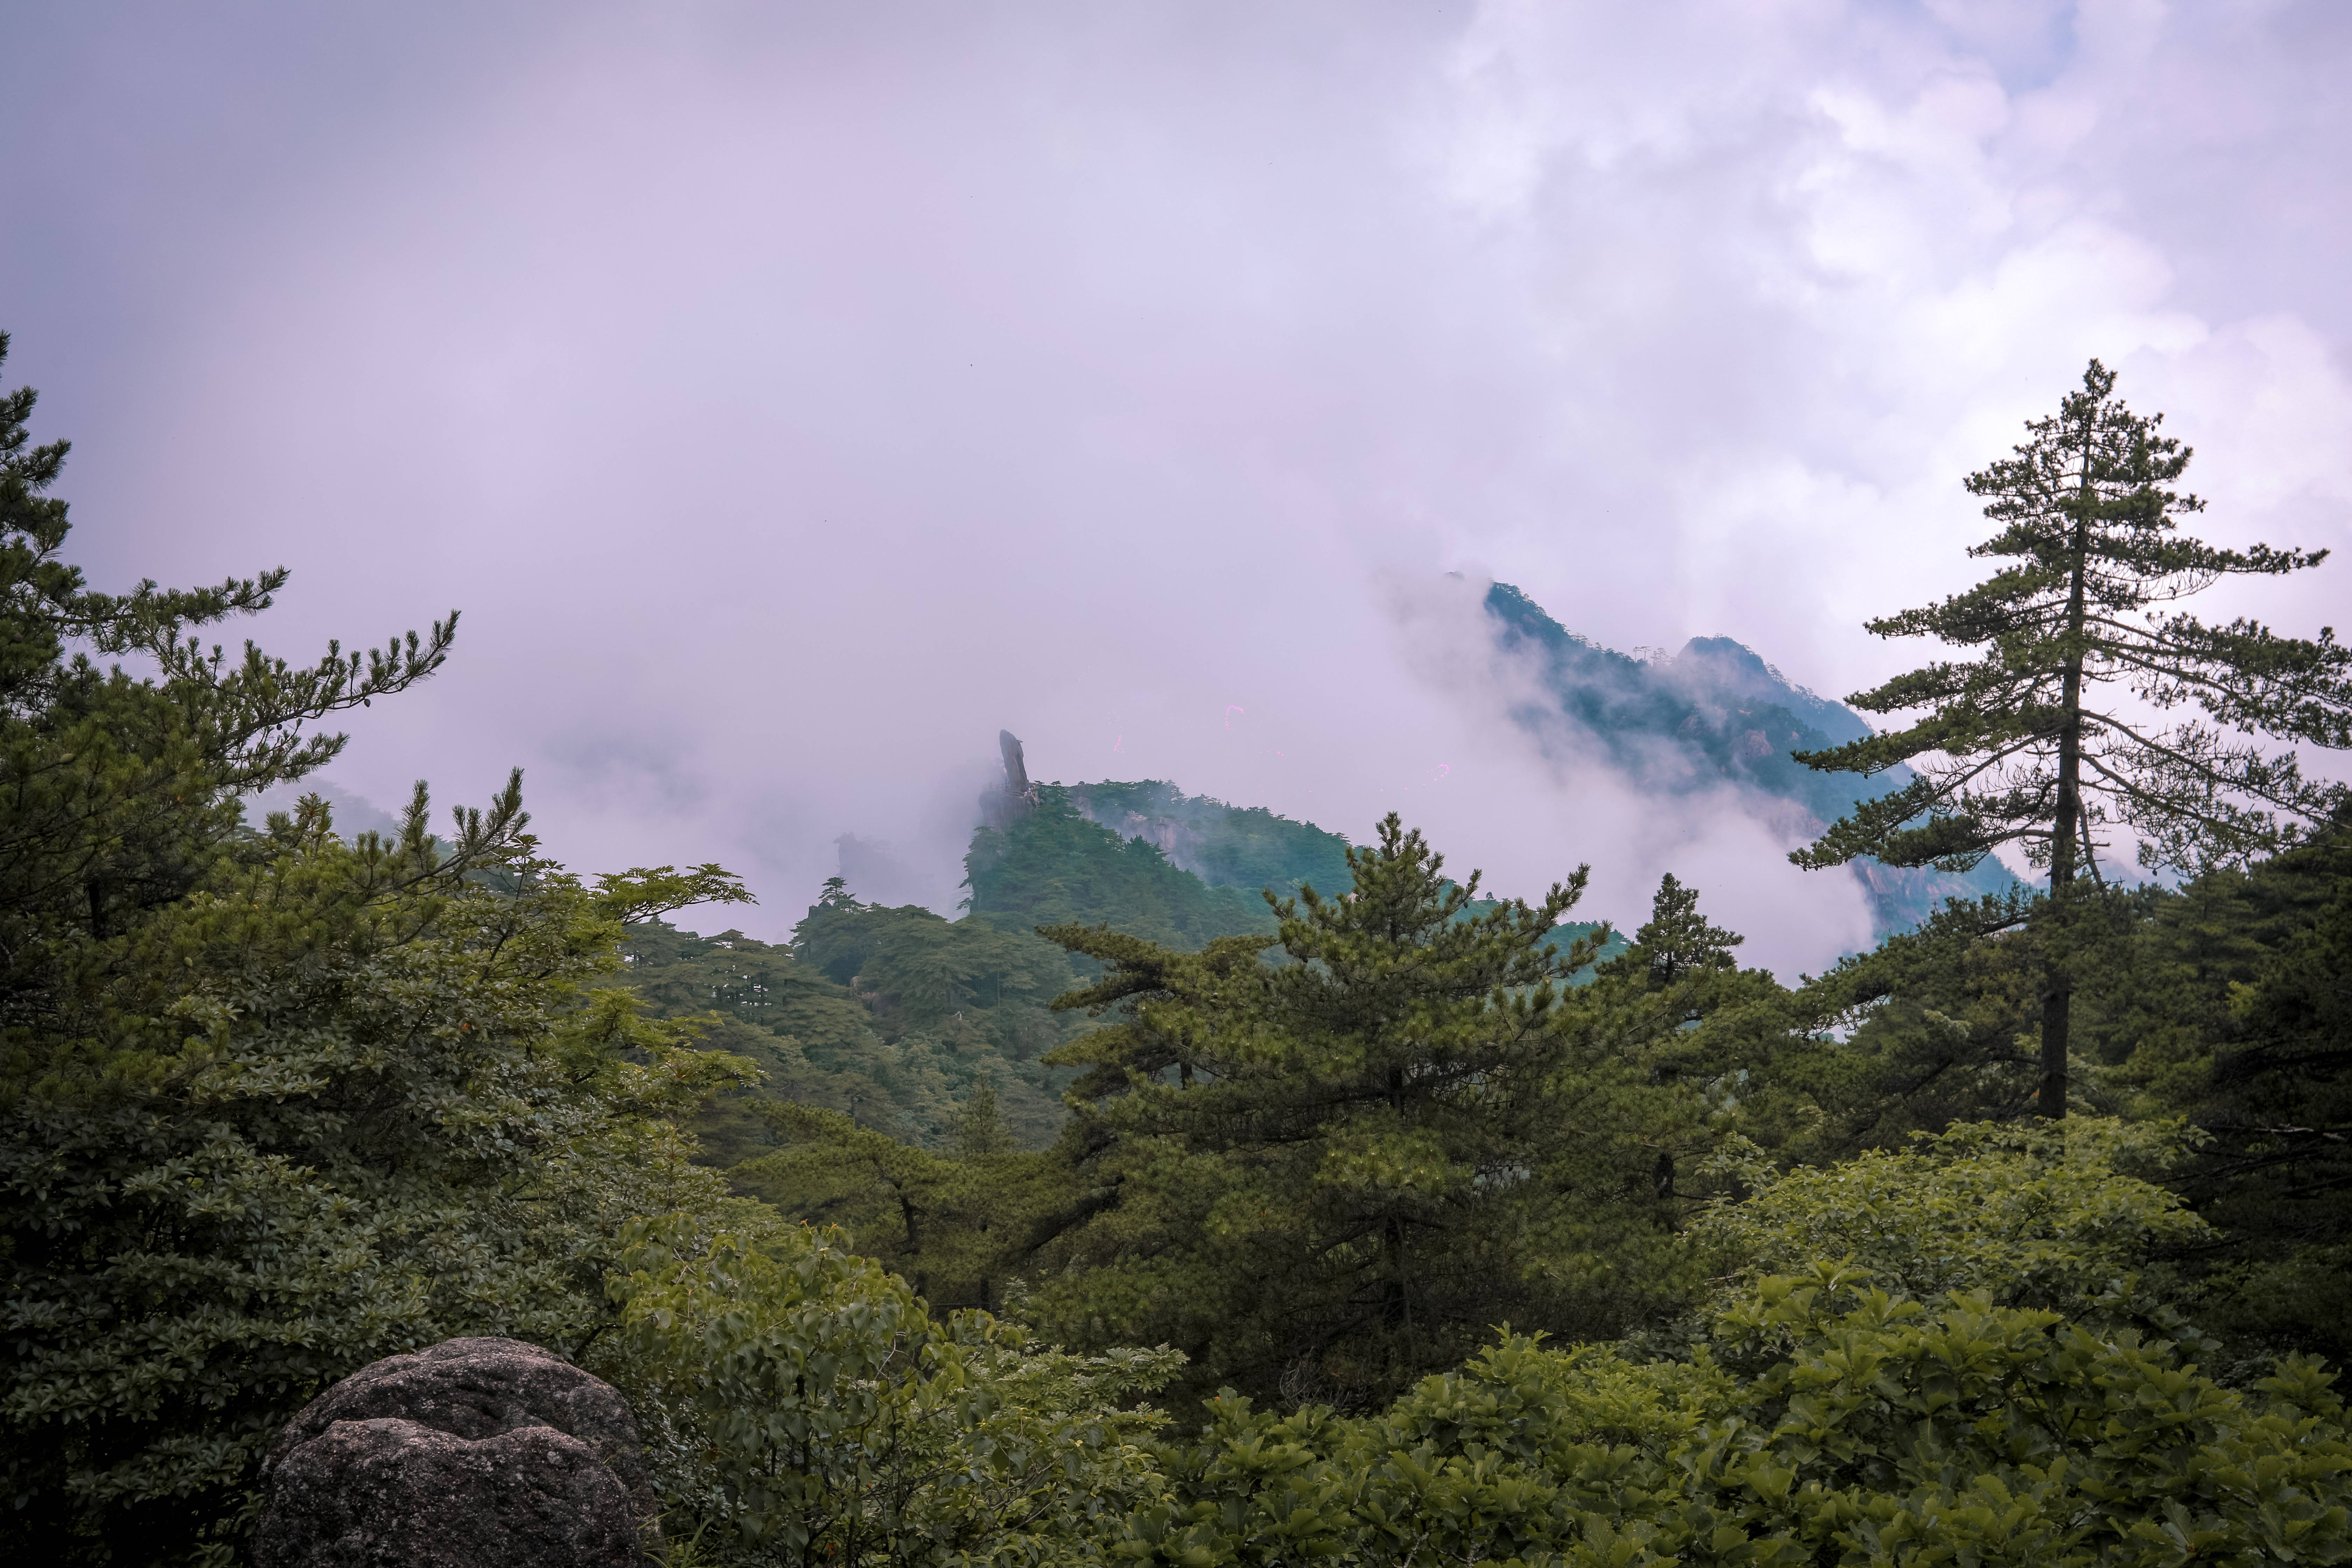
6, 1, 2349, 972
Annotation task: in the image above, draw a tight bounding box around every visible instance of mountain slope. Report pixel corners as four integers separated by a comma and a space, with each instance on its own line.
1065, 780, 1354, 899
1484, 581, 2021, 936
1055, 773, 1621, 966
963, 785, 1276, 947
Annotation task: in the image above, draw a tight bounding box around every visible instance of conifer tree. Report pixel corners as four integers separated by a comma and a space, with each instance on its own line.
1793, 360, 2352, 1116
0, 331, 458, 982
951, 1076, 1019, 1158
1621, 872, 1744, 987
1551, 872, 1897, 1223
1027, 816, 1626, 1404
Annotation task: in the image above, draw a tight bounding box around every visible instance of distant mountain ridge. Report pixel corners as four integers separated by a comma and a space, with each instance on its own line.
1038, 775, 1619, 966
1064, 780, 1356, 899
1483, 581, 2021, 937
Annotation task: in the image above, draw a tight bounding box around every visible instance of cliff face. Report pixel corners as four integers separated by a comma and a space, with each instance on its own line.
1483, 582, 2020, 938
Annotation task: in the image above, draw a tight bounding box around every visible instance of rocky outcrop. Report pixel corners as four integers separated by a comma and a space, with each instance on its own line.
981, 729, 1041, 828
254, 1337, 654, 1568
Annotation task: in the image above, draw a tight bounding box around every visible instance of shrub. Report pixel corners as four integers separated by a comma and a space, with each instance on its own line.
609, 1213, 1182, 1565
1112, 1264, 2352, 1568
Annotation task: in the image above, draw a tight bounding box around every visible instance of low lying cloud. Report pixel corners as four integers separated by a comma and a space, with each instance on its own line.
1381, 574, 1878, 977
6, 2, 2348, 975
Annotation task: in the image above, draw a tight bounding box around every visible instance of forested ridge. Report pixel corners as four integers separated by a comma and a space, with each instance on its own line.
7, 338, 2352, 1567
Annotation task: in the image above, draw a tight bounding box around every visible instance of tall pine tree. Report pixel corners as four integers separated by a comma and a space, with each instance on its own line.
1793, 360, 2352, 1116
1026, 816, 1637, 1405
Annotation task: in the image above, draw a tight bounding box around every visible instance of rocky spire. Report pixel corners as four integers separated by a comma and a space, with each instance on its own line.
981, 729, 1040, 828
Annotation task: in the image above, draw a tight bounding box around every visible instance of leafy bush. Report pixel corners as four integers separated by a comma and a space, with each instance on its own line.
1693, 1116, 2213, 1315
1112, 1265, 2352, 1568
608, 1212, 1182, 1564
0, 813, 753, 1562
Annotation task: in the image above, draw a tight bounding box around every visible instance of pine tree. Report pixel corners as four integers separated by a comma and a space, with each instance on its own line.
1793, 359, 2352, 1116
1026, 815, 1629, 1405
1621, 872, 1744, 988
0, 331, 459, 982
951, 1077, 1019, 1158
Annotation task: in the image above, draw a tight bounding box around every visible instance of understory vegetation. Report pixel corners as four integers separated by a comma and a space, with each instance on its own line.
6, 338, 2352, 1567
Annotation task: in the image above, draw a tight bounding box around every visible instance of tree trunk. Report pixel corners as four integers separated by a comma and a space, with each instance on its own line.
1380, 1215, 1410, 1331
2042, 458, 2096, 1120
2038, 981, 2072, 1120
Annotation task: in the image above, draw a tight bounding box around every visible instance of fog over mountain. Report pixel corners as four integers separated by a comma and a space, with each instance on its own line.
821, 579, 2017, 953
6, 1, 2349, 979
1476, 583, 2021, 938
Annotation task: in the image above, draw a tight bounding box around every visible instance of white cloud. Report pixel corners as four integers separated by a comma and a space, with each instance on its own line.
3, 0, 2347, 963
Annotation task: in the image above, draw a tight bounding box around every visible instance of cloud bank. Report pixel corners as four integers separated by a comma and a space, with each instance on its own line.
4, 0, 2348, 973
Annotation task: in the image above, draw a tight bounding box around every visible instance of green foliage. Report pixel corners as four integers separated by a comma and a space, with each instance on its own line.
600, 1167, 2352, 1568
730, 1100, 1067, 1313
618, 784, 1380, 1214
1776, 895, 2052, 1148
625, 782, 1379, 1182
1782, 823, 2352, 1362
798, 895, 1076, 1037
1027, 815, 1666, 1406
595, 862, 758, 927
965, 788, 1273, 948
2166, 836, 2352, 1360
616, 904, 1081, 1161
613, 785, 1395, 1302
1065, 780, 1355, 899
618, 777, 1350, 1170
608, 1212, 1182, 1565
1694, 1117, 2212, 1317
0, 797, 754, 1562
1111, 1269, 2352, 1568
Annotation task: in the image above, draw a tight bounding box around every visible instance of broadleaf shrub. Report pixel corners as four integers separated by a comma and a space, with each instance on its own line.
608, 1213, 1183, 1564
1108, 1265, 2351, 1568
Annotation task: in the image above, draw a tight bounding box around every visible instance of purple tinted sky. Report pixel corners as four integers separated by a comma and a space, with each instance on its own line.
5, 1, 2349, 972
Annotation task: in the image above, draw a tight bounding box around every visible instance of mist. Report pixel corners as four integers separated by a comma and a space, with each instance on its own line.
6, 1, 2350, 974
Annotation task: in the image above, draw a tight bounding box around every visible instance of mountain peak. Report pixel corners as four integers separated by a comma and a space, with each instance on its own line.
1662, 635, 1869, 746
1479, 581, 2016, 936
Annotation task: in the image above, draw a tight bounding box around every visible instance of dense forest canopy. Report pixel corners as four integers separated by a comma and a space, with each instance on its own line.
6, 337, 2352, 1566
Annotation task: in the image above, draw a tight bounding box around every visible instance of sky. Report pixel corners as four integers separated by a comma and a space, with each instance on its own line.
5, 0, 2350, 974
